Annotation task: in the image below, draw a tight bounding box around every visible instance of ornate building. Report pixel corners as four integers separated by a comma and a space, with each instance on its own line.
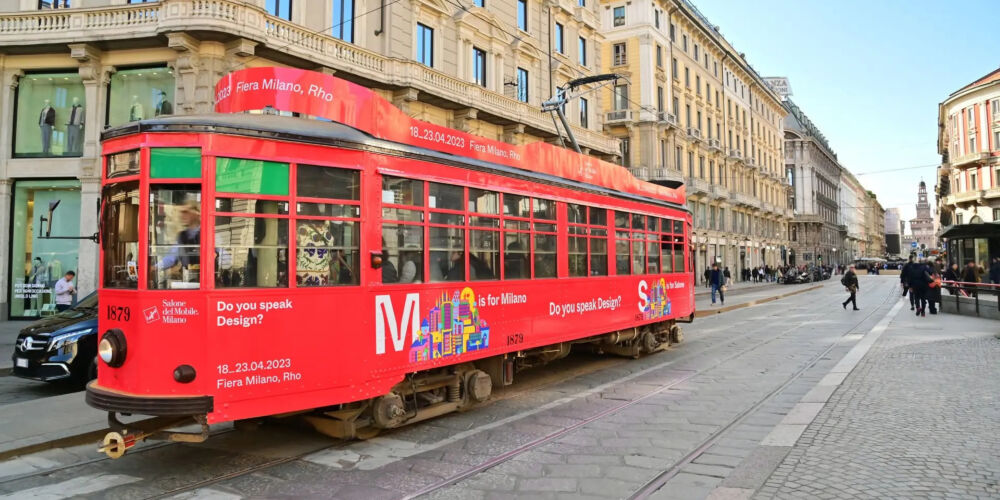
936, 66, 1000, 230
599, 0, 790, 278
783, 99, 842, 266
910, 181, 937, 251
0, 0, 616, 318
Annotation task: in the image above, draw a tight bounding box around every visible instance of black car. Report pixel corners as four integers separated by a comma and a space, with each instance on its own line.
11, 292, 98, 385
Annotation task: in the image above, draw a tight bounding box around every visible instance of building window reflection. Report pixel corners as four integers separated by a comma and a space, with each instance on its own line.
106, 66, 175, 127
14, 72, 85, 158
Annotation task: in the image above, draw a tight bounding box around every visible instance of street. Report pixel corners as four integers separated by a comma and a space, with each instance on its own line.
0, 276, 996, 499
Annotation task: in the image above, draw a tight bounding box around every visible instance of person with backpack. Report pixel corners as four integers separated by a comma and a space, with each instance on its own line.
710, 263, 725, 306
841, 266, 859, 311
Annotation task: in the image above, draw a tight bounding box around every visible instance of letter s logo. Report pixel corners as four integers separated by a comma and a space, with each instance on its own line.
375, 293, 420, 355
637, 280, 649, 314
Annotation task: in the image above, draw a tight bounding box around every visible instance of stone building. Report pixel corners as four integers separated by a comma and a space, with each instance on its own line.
910, 181, 937, 252
936, 66, 1000, 230
0, 0, 617, 318
599, 0, 790, 279
783, 99, 842, 267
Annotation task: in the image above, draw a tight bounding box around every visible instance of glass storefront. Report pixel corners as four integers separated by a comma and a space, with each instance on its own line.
9, 180, 82, 319
14, 72, 86, 158
107, 67, 176, 127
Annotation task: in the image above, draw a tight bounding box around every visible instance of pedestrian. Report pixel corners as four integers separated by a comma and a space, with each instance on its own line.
908, 261, 932, 317
926, 263, 941, 315
723, 266, 732, 286
710, 263, 725, 306
841, 266, 859, 311
989, 257, 1000, 285
961, 261, 980, 283
900, 257, 913, 305
703, 266, 711, 288
943, 262, 960, 296
54, 270, 76, 312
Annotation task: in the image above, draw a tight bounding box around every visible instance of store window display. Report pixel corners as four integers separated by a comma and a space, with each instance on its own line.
14, 72, 86, 157
107, 67, 175, 127
8, 180, 82, 319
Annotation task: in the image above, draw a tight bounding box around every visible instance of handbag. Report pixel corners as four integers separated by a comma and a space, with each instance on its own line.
720, 285, 727, 293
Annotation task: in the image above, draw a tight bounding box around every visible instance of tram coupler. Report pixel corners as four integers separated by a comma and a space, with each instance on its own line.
99, 413, 209, 458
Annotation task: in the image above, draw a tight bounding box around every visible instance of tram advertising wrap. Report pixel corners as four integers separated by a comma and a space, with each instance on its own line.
88, 67, 692, 457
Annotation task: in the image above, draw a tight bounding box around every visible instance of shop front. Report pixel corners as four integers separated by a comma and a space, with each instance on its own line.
14, 71, 86, 158
7, 180, 82, 319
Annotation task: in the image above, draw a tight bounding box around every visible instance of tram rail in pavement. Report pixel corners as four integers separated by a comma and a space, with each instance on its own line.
0, 281, 827, 462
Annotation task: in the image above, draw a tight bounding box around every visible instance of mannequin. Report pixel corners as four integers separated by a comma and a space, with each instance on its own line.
39, 99, 55, 155
66, 96, 84, 155
129, 95, 144, 122
154, 89, 172, 116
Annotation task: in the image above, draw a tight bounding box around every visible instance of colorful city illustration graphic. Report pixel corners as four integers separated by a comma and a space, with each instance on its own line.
643, 278, 671, 320
409, 288, 490, 362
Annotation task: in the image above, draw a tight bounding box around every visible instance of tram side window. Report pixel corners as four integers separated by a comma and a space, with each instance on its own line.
568, 204, 609, 277
646, 218, 660, 274
532, 198, 557, 278
615, 211, 630, 275
661, 221, 674, 273
295, 165, 361, 287
382, 176, 425, 284
147, 185, 202, 290
673, 220, 685, 272
101, 181, 140, 289
469, 188, 499, 281
214, 199, 290, 288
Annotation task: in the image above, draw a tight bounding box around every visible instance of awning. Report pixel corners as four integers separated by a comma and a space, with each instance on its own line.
939, 223, 1000, 240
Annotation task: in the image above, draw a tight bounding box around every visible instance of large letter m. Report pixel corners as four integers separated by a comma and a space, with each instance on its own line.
375, 293, 420, 355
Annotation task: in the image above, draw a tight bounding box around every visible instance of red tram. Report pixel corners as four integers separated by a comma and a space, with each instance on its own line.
87, 68, 693, 457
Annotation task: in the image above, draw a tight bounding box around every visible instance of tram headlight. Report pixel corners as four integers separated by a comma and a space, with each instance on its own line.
98, 329, 127, 368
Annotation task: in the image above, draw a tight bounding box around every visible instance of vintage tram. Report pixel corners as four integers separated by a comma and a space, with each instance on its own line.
87, 68, 693, 457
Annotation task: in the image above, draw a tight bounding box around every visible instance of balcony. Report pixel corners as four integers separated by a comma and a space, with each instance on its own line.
707, 138, 721, 152
732, 192, 757, 208
745, 157, 757, 168
606, 110, 634, 125
658, 111, 678, 128
687, 127, 703, 142
650, 167, 684, 185
685, 176, 711, 197
0, 0, 619, 155
628, 167, 650, 180
711, 184, 730, 199
762, 201, 774, 213
728, 149, 743, 160
951, 152, 989, 168
946, 190, 985, 205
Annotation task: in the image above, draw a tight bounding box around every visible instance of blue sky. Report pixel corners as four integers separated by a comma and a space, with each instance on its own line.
691, 0, 1000, 224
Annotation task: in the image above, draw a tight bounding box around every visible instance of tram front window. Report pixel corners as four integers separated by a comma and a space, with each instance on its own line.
148, 186, 202, 289
101, 182, 140, 289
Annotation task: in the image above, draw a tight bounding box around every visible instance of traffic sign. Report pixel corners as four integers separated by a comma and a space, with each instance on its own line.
910, 241, 918, 248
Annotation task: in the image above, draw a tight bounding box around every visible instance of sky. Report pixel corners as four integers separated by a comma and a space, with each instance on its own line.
691, 0, 1000, 226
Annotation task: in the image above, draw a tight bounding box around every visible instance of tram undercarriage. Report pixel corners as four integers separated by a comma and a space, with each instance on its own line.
94, 320, 681, 457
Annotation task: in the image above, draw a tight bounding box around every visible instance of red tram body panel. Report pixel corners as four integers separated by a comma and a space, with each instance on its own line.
87, 68, 694, 431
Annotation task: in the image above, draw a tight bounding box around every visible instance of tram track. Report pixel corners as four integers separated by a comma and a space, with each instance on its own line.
0, 281, 846, 499
400, 282, 897, 499
131, 284, 833, 499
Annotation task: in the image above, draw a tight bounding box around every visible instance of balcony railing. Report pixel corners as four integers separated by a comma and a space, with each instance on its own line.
728, 149, 743, 160
711, 184, 730, 199
0, 0, 618, 154
951, 152, 989, 168
650, 167, 684, 184
628, 167, 650, 180
687, 127, 702, 141
707, 138, 721, 151
685, 176, 711, 196
606, 110, 634, 124
746, 157, 757, 168
657, 111, 678, 127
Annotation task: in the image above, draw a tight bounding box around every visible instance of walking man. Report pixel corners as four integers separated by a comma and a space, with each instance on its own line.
841, 265, 859, 311
710, 263, 725, 306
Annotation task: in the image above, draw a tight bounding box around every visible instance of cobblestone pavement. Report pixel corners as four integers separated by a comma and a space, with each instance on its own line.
753, 300, 1000, 500
2, 277, 979, 500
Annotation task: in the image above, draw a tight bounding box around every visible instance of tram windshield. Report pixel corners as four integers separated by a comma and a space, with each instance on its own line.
101, 181, 140, 289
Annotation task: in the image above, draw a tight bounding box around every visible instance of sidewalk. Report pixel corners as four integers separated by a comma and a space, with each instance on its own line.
712, 299, 1000, 499
693, 279, 783, 297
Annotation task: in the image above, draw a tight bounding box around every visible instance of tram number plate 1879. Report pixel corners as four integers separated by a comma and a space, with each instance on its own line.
107, 305, 131, 322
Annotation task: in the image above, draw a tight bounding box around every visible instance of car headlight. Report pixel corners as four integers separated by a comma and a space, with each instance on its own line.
98, 329, 127, 368
48, 328, 95, 352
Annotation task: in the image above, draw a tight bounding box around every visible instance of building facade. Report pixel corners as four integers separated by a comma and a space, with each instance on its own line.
884, 207, 902, 257
599, 0, 790, 280
0, 0, 620, 318
837, 169, 866, 264
783, 99, 842, 267
936, 67, 1000, 230
864, 191, 885, 259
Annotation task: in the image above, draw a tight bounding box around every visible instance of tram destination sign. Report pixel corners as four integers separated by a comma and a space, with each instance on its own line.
214, 67, 685, 206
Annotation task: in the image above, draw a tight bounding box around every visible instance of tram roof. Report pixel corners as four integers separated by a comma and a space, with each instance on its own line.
102, 114, 689, 213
